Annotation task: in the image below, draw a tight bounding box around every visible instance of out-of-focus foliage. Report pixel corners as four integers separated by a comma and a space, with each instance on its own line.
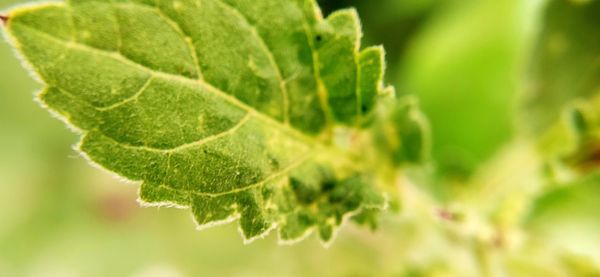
531, 0, 600, 184
527, 174, 600, 266
1, 0, 600, 276
398, 0, 538, 182
523, 0, 600, 271
524, 0, 600, 133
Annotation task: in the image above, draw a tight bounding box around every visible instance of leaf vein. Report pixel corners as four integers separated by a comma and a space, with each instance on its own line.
101, 113, 251, 152
299, 12, 334, 132
16, 22, 320, 148
211, 0, 290, 125
113, 2, 204, 80
157, 150, 312, 197
96, 76, 154, 111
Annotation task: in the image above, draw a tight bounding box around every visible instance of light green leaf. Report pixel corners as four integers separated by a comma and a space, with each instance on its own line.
0, 0, 415, 244
526, 174, 600, 265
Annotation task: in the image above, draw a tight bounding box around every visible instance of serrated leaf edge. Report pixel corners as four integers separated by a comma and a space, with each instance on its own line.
1, 0, 388, 246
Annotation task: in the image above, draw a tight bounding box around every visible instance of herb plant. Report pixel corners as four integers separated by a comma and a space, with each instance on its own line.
0, 0, 428, 245
1, 0, 600, 275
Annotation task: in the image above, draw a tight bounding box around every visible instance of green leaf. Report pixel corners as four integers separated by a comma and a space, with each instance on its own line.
0, 0, 412, 244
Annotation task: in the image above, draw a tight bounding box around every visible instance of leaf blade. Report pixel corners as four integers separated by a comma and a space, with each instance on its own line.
3, 0, 396, 244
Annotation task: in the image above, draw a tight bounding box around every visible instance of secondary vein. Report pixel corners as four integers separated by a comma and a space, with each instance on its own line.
96, 113, 251, 153
157, 149, 313, 197
96, 76, 153, 111
211, 0, 291, 125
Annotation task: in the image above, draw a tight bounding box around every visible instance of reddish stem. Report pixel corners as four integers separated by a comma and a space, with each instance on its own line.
0, 14, 8, 25
437, 208, 455, 221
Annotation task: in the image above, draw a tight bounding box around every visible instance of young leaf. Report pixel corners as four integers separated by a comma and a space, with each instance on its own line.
0, 0, 412, 244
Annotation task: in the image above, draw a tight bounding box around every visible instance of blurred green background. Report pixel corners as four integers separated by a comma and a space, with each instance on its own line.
2, 0, 600, 276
